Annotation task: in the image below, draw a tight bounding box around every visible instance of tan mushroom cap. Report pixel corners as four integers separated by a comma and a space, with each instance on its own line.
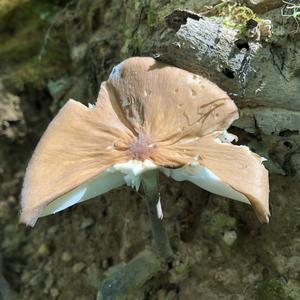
20, 88, 134, 226
197, 133, 269, 223
20, 57, 269, 226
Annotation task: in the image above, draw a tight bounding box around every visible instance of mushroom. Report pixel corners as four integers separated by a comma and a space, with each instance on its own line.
20, 57, 269, 228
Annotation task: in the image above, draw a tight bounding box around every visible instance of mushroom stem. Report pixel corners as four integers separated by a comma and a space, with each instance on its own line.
142, 170, 173, 260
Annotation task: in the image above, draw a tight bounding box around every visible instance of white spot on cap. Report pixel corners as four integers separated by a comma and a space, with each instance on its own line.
144, 89, 152, 97
109, 63, 122, 80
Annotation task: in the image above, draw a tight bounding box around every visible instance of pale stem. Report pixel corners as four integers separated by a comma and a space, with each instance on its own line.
141, 170, 173, 260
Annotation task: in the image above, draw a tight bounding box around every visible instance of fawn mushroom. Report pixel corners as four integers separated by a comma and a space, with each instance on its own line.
20, 57, 269, 227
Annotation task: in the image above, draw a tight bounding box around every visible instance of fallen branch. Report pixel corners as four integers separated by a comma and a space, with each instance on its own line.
145, 10, 300, 110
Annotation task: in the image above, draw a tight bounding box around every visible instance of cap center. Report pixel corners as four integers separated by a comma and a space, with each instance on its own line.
128, 133, 156, 160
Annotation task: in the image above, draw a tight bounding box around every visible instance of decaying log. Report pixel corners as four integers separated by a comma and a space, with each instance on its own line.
145, 9, 300, 176
147, 10, 300, 110
246, 0, 284, 13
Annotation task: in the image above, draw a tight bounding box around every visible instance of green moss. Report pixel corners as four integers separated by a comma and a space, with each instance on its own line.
120, 21, 131, 55
121, 1, 147, 56
257, 278, 290, 300
0, 1, 70, 90
0, 23, 43, 63
206, 212, 236, 236
0, 0, 28, 20
146, 3, 158, 30
3, 62, 45, 90
0, 1, 64, 61
2, 58, 63, 91
169, 254, 196, 283
207, 2, 264, 36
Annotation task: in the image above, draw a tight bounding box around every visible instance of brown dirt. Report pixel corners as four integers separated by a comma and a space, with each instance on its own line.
1, 1, 300, 299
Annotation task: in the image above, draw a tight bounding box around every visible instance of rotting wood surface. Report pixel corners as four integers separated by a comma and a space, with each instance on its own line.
145, 9, 300, 176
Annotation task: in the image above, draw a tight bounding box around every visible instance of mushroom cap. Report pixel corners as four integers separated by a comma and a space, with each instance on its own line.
20, 57, 269, 226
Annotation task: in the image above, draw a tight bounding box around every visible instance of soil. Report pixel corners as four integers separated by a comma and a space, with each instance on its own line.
0, 1, 300, 299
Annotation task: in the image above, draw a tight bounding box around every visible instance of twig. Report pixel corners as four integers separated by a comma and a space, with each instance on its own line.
281, 0, 300, 32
